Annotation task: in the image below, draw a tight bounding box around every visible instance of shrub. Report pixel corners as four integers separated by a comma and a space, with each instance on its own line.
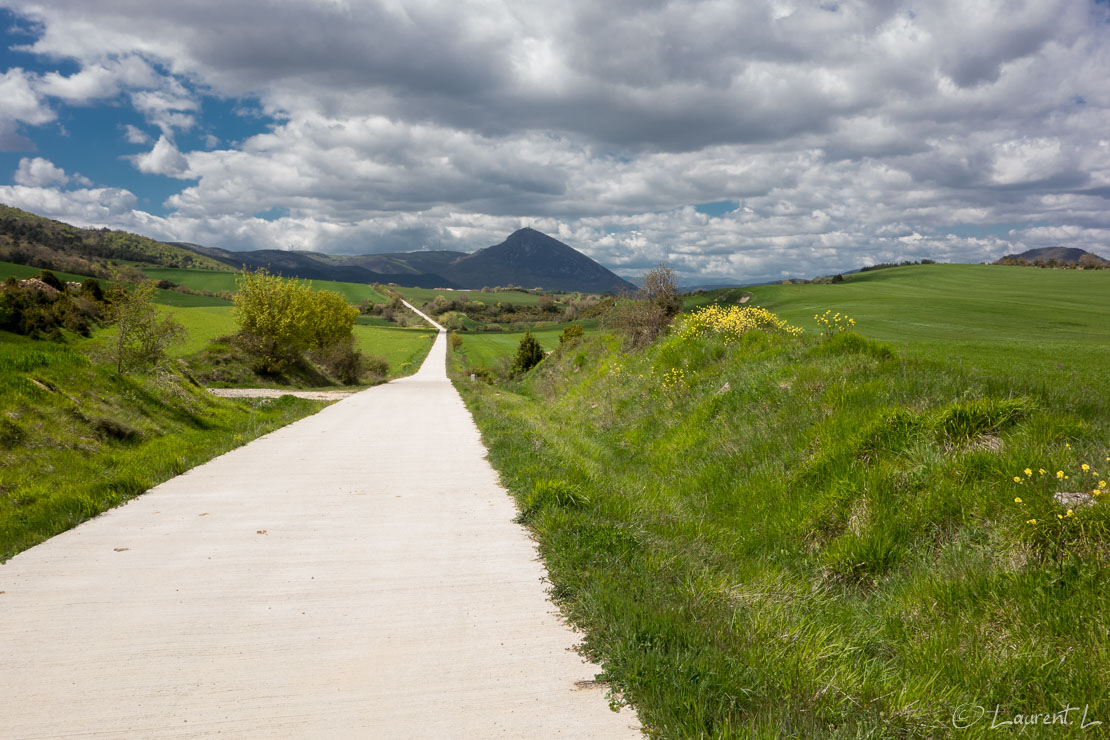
510, 332, 545, 376
233, 269, 357, 372
107, 282, 187, 373
559, 324, 584, 344
364, 354, 390, 378
448, 332, 463, 352
311, 338, 367, 385
37, 269, 64, 292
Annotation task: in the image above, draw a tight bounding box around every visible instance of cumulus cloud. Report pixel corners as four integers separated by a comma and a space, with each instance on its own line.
1, 0, 1109, 281
130, 135, 191, 178
14, 156, 69, 186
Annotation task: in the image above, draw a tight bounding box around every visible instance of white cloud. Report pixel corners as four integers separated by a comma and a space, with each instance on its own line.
14, 156, 69, 187
1, 0, 1109, 281
130, 135, 191, 178
123, 124, 151, 145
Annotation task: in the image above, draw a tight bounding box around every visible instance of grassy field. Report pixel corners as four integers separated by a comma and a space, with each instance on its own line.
353, 324, 437, 378
139, 266, 389, 305
0, 331, 326, 561
453, 266, 1110, 736
1, 260, 230, 308
393, 285, 545, 306
455, 322, 599, 370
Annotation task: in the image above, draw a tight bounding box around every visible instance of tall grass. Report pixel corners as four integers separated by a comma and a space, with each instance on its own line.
453, 297, 1110, 736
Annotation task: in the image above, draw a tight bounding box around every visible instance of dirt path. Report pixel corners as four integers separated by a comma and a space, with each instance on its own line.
0, 318, 639, 737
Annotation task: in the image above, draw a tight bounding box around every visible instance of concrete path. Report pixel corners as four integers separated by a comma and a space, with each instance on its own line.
0, 314, 640, 738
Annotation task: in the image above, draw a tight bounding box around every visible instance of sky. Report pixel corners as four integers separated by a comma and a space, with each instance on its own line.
1, 1, 1108, 284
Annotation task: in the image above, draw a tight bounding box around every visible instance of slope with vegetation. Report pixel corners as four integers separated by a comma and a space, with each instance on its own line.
452, 265, 1110, 735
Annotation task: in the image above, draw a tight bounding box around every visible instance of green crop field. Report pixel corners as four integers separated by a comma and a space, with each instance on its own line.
140, 266, 388, 305
1, 260, 230, 308
353, 324, 437, 377
393, 285, 545, 306
454, 264, 1110, 735
455, 323, 599, 370
740, 263, 1110, 390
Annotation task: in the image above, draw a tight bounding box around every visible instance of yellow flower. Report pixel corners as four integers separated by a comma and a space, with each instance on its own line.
1057, 514, 1064, 519
1027, 518, 1037, 525
1038, 468, 1046, 475
1056, 470, 1065, 480
1082, 463, 1090, 472
1067, 509, 1074, 517
1024, 468, 1033, 477
1099, 481, 1107, 489
1014, 497, 1023, 503
1013, 476, 1022, 483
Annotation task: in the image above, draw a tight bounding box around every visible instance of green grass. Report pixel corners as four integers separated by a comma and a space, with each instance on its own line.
141, 266, 389, 305
0, 331, 327, 561
353, 324, 437, 377
455, 323, 598, 370
452, 267, 1110, 736
393, 285, 545, 306
1, 259, 229, 307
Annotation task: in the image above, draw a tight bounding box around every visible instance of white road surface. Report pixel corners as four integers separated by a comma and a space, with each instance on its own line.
0, 308, 640, 738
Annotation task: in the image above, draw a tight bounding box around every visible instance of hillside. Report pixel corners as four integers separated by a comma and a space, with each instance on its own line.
0, 204, 231, 276
451, 264, 1110, 734
996, 245, 1110, 266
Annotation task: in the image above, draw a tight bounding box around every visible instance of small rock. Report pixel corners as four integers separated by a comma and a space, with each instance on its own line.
1055, 491, 1095, 509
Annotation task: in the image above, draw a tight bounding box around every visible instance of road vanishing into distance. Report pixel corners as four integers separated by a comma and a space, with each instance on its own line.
0, 308, 639, 738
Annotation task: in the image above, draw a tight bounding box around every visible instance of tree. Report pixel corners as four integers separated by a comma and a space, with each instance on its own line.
510, 332, 544, 375
233, 269, 358, 373
605, 263, 681, 348
107, 282, 186, 373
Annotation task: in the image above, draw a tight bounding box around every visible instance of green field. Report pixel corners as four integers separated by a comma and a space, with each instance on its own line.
0, 260, 230, 307
353, 324, 437, 377
454, 265, 1110, 735
393, 285, 545, 306
140, 266, 388, 305
743, 263, 1110, 390
455, 323, 598, 370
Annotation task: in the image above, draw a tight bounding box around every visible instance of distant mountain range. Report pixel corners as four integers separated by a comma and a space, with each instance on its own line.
0, 203, 635, 293
178, 227, 635, 293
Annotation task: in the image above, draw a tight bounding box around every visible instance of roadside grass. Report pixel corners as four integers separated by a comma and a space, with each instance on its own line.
139, 266, 389, 305
452, 273, 1110, 736
0, 331, 327, 561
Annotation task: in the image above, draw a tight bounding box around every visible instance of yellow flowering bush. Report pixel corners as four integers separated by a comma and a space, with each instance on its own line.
679, 304, 803, 341
814, 309, 856, 336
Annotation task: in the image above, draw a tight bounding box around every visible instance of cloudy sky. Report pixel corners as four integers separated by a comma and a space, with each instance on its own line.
1, 1, 1108, 283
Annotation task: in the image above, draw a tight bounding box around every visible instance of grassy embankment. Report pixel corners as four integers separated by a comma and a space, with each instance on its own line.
453, 264, 1110, 736
0, 332, 327, 562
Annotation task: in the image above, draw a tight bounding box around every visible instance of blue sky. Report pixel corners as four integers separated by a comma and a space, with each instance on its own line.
2, 1, 1109, 283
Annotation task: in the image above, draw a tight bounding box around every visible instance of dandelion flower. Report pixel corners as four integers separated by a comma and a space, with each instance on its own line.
1057, 470, 1065, 480
1027, 519, 1037, 525
1099, 481, 1107, 489
1013, 476, 1023, 483
1014, 497, 1023, 503
1067, 509, 1074, 517
1024, 468, 1033, 477
1082, 463, 1090, 472
1058, 514, 1064, 519
1039, 468, 1046, 475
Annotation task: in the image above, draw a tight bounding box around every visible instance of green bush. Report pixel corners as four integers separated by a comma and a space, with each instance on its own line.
510, 332, 544, 375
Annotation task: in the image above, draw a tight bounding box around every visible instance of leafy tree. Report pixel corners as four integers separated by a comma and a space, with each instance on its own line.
605, 264, 681, 348
107, 282, 186, 373
511, 332, 544, 375
233, 269, 358, 373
